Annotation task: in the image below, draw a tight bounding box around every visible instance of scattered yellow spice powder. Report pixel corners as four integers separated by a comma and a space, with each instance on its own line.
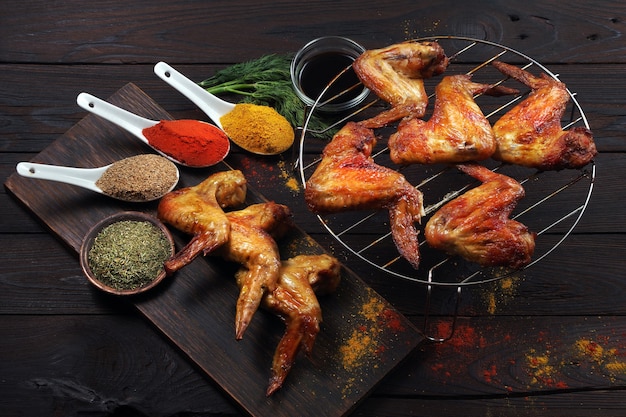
339, 292, 386, 371
605, 361, 626, 374
483, 275, 519, 315
573, 337, 626, 380
277, 160, 301, 193
525, 349, 560, 387
575, 339, 605, 364
340, 332, 373, 371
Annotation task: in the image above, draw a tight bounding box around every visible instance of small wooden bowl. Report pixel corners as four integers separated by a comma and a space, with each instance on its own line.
80, 211, 175, 296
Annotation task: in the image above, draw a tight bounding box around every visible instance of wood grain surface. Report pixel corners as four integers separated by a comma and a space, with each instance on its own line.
4, 83, 423, 417
1, 0, 625, 416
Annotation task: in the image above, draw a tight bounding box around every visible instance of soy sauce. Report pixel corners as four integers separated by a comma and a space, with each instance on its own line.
298, 53, 362, 104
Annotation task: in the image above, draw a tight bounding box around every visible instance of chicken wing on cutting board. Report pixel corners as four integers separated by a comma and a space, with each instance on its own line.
218, 202, 294, 339
157, 170, 247, 274
239, 254, 341, 396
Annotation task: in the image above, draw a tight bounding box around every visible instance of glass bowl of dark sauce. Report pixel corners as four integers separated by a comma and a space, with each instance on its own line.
291, 36, 369, 113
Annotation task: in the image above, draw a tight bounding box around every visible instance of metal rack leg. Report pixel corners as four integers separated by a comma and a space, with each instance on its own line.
421, 284, 462, 342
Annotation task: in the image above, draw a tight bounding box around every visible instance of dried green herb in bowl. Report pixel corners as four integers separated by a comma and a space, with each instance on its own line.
80, 212, 175, 295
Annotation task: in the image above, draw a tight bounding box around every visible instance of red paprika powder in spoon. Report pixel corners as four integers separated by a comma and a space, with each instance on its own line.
142, 119, 229, 167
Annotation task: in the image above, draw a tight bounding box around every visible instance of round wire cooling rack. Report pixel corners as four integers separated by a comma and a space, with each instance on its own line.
297, 36, 596, 292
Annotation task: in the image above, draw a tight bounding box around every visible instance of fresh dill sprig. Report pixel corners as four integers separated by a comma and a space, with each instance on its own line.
199, 54, 292, 87
198, 54, 335, 138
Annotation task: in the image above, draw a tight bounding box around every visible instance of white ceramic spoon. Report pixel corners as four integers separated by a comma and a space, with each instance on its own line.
15, 160, 179, 202
154, 61, 295, 155
154, 61, 235, 130
76, 92, 229, 167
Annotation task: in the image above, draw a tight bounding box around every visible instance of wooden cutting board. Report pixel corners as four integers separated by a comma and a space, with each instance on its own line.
4, 83, 424, 417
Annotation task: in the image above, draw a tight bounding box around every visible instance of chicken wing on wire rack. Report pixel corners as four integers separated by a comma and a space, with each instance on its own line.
297, 36, 596, 341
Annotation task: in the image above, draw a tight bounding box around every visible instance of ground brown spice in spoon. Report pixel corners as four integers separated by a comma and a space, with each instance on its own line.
96, 154, 178, 202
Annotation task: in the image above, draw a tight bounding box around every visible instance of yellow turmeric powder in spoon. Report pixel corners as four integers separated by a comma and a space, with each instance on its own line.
220, 103, 294, 155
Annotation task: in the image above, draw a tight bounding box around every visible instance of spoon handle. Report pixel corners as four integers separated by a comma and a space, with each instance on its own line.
154, 61, 235, 129
76, 93, 157, 142
16, 162, 104, 193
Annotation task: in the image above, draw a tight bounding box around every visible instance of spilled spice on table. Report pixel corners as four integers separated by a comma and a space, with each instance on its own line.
522, 329, 626, 389
427, 319, 513, 391
606, 361, 626, 374
483, 363, 498, 384
402, 19, 441, 39
282, 234, 319, 258
429, 319, 626, 391
524, 348, 568, 389
482, 274, 521, 315
234, 155, 301, 194
277, 160, 301, 193
339, 292, 385, 371
574, 336, 626, 381
576, 339, 605, 363
338, 288, 407, 397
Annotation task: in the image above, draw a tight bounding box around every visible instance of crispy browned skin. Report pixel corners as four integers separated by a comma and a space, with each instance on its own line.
158, 171, 294, 340
237, 254, 341, 396
157, 170, 247, 274
159, 173, 340, 395
492, 61, 597, 170
389, 75, 515, 164
305, 122, 424, 269
425, 163, 536, 269
218, 202, 293, 339
353, 41, 449, 128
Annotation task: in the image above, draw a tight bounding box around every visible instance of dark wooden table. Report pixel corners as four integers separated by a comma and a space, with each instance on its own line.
2, 1, 625, 416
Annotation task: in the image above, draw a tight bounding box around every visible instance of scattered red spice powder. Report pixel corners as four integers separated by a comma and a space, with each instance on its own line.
483, 364, 497, 383
381, 308, 405, 332
338, 293, 408, 372
579, 339, 602, 360
524, 347, 569, 389
430, 363, 444, 372
575, 337, 626, 377
143, 119, 229, 167
427, 320, 519, 391
435, 321, 478, 349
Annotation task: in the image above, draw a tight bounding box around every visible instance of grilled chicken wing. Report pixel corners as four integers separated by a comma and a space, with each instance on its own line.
239, 254, 341, 396
157, 170, 247, 274
353, 41, 449, 128
159, 172, 293, 339
425, 163, 536, 269
492, 61, 597, 170
218, 202, 294, 339
389, 75, 517, 165
305, 121, 424, 269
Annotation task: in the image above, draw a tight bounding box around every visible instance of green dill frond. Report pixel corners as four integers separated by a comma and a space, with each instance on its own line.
198, 54, 294, 87
196, 54, 336, 139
